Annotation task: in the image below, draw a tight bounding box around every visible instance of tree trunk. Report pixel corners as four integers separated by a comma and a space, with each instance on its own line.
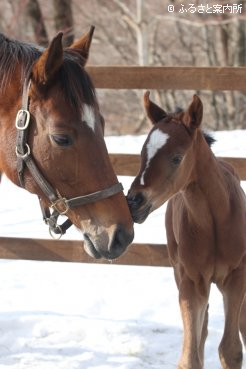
25, 0, 48, 46
53, 0, 74, 46
237, 0, 246, 66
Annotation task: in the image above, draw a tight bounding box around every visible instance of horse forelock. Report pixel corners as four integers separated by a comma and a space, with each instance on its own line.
61, 50, 98, 112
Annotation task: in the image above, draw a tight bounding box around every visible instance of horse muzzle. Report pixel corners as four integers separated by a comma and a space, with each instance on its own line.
83, 224, 134, 260
126, 191, 152, 224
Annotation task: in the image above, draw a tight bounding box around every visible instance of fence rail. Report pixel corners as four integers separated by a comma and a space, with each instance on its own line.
0, 237, 170, 267
1, 66, 246, 266
1, 153, 245, 266
86, 66, 246, 90
110, 154, 246, 180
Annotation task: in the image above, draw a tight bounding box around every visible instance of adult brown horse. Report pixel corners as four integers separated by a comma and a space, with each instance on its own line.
0, 28, 134, 260
127, 92, 246, 369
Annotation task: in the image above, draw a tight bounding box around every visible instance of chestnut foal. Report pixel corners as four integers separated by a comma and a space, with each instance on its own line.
128, 92, 246, 369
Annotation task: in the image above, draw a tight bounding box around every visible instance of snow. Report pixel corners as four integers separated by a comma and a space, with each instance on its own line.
0, 130, 245, 368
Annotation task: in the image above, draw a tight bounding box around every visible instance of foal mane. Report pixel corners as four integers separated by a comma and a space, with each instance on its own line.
0, 33, 97, 111
203, 132, 216, 147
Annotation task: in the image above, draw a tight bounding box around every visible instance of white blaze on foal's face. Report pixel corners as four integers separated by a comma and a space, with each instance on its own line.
82, 104, 96, 131
140, 128, 169, 185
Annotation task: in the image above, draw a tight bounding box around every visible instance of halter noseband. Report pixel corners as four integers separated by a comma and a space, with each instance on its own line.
15, 78, 124, 239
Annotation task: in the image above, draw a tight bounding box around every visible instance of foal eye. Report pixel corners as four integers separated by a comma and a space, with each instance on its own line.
51, 134, 73, 147
171, 155, 183, 166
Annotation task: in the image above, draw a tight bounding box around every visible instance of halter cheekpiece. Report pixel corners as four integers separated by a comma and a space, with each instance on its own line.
15, 77, 124, 239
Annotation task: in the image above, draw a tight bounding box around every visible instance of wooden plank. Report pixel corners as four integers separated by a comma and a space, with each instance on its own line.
87, 66, 246, 91
220, 157, 246, 181
110, 154, 246, 180
0, 237, 170, 267
110, 153, 141, 176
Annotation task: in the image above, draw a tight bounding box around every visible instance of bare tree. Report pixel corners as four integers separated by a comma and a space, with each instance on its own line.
53, 0, 74, 46
0, 0, 245, 132
25, 0, 48, 46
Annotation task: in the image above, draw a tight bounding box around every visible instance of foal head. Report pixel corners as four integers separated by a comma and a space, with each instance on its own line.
127, 92, 204, 223
0, 29, 134, 259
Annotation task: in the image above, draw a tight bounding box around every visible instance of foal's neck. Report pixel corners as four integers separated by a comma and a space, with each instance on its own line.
183, 130, 230, 220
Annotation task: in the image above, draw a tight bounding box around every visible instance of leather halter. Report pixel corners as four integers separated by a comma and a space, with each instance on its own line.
15, 78, 124, 238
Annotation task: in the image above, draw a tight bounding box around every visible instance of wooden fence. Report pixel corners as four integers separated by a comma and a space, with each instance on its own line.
1, 66, 246, 266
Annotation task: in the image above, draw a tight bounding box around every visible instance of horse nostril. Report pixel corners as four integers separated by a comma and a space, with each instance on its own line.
110, 224, 134, 259
116, 224, 133, 245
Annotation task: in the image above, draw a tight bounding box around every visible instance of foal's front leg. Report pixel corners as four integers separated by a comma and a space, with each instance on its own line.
218, 263, 246, 369
178, 272, 209, 369
239, 295, 246, 347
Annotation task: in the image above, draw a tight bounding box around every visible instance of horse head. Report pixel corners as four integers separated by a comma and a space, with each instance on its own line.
127, 91, 203, 223
0, 28, 134, 259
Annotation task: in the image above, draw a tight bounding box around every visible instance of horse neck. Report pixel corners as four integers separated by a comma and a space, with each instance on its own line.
0, 65, 22, 181
181, 130, 231, 221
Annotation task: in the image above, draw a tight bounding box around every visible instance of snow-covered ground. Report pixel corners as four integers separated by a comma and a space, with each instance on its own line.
0, 130, 245, 369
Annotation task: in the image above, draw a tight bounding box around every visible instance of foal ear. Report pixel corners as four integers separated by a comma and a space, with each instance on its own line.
69, 26, 95, 66
144, 91, 168, 125
183, 95, 203, 130
33, 32, 63, 84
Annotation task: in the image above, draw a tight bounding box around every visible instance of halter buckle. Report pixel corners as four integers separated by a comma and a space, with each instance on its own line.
15, 110, 30, 130
51, 197, 69, 215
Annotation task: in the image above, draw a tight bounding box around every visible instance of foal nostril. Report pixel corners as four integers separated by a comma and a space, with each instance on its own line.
127, 191, 150, 224
127, 192, 145, 209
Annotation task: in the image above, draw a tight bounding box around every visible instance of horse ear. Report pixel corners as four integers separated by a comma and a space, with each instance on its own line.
33, 32, 63, 84
183, 95, 203, 130
143, 91, 168, 125
69, 26, 95, 66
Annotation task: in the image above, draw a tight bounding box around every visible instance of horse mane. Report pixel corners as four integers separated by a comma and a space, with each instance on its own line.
0, 33, 97, 111
0, 33, 41, 91
203, 132, 216, 147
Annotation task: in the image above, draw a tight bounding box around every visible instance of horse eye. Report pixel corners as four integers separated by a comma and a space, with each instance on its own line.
171, 155, 183, 166
51, 134, 73, 147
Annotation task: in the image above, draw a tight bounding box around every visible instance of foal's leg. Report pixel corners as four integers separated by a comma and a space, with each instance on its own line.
239, 295, 246, 348
199, 303, 209, 362
218, 265, 245, 369
177, 272, 209, 369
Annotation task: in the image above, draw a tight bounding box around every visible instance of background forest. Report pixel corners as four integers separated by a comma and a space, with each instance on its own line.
0, 0, 245, 134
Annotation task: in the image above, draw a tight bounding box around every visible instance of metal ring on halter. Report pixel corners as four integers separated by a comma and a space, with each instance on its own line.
48, 223, 63, 240
15, 143, 31, 159
15, 109, 30, 130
